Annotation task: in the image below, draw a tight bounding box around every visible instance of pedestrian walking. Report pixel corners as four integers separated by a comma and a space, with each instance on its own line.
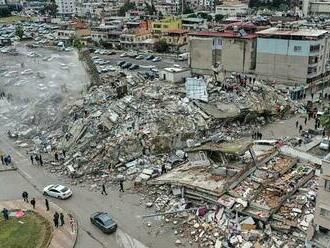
45, 199, 49, 211
30, 155, 34, 165
69, 214, 75, 233
119, 180, 124, 192
54, 152, 58, 162
161, 164, 166, 174
53, 212, 59, 228
101, 183, 107, 195
299, 125, 303, 133
62, 150, 66, 158
2, 208, 9, 221
30, 198, 36, 209
35, 155, 39, 165
311, 93, 314, 101
39, 155, 43, 166
323, 129, 326, 137
60, 213, 65, 226
259, 132, 263, 140
1, 155, 4, 165
22, 191, 28, 202
304, 117, 307, 125
296, 120, 299, 128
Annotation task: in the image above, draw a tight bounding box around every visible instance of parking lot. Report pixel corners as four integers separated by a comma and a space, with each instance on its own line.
91, 49, 188, 77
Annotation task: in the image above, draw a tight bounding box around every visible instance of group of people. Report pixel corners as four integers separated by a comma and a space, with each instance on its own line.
101, 180, 124, 195
30, 154, 43, 166
252, 131, 263, 140
21, 191, 74, 231
1, 154, 12, 166
54, 150, 66, 163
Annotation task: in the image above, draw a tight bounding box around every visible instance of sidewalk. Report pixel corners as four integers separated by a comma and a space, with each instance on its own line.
0, 199, 77, 248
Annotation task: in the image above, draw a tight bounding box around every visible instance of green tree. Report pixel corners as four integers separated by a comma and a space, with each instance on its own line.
145, 2, 156, 15
154, 39, 169, 53
15, 25, 24, 40
0, 7, 11, 18
118, 1, 136, 16
321, 111, 330, 139
214, 14, 224, 22
73, 38, 84, 50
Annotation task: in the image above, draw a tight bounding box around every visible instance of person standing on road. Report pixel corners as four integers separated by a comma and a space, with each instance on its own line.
60, 213, 65, 226
119, 180, 124, 192
296, 120, 299, 128
311, 93, 314, 101
101, 183, 107, 195
45, 199, 49, 211
35, 155, 39, 165
299, 125, 303, 133
1, 155, 4, 165
53, 212, 59, 228
39, 155, 43, 166
69, 214, 75, 233
54, 152, 59, 162
30, 198, 36, 209
30, 155, 34, 165
304, 117, 307, 125
22, 191, 28, 202
62, 150, 66, 158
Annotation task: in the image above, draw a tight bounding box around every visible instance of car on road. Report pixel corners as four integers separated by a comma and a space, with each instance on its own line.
90, 212, 117, 234
152, 57, 161, 62
121, 62, 132, 69
135, 55, 144, 60
43, 184, 72, 199
129, 64, 139, 70
319, 138, 330, 150
145, 55, 155, 60
117, 61, 126, 66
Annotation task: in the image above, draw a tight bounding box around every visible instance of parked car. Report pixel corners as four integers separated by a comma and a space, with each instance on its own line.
90, 212, 118, 234
120, 52, 128, 57
129, 64, 139, 70
121, 62, 132, 69
43, 184, 72, 199
117, 61, 126, 66
152, 57, 161, 62
135, 55, 144, 60
145, 55, 155, 60
319, 138, 330, 150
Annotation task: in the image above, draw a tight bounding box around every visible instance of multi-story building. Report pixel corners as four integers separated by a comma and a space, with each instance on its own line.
56, 0, 75, 15
189, 22, 257, 75
255, 27, 330, 86
155, 3, 177, 16
307, 159, 330, 247
302, 0, 330, 16
181, 17, 207, 31
215, 3, 248, 16
152, 17, 182, 35
162, 29, 189, 52
120, 29, 153, 50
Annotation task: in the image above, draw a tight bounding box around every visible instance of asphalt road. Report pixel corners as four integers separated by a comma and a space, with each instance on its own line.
0, 133, 176, 248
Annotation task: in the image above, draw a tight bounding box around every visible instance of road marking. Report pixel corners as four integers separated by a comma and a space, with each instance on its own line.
20, 169, 32, 179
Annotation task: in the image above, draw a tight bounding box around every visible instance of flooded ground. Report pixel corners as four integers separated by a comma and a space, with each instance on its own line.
0, 44, 89, 133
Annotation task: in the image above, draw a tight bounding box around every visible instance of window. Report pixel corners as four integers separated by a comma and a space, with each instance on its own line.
310, 44, 320, 52
325, 179, 330, 191
294, 46, 302, 52
320, 208, 330, 218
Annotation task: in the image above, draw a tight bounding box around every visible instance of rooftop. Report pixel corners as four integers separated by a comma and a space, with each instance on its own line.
256, 27, 328, 38
189, 31, 257, 39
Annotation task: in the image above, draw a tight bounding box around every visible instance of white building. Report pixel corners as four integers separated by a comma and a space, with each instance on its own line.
0, 0, 6, 5
303, 0, 330, 16
56, 0, 75, 15
215, 3, 248, 16
160, 67, 191, 83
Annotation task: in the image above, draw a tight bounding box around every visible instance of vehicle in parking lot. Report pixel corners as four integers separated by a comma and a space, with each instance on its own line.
90, 212, 117, 234
152, 57, 161, 62
145, 55, 155, 60
135, 55, 144, 60
129, 64, 139, 70
117, 61, 126, 66
121, 62, 132, 69
120, 52, 128, 57
43, 184, 72, 199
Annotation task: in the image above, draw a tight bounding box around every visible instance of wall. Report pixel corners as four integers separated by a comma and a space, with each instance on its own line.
160, 69, 191, 83
189, 37, 214, 75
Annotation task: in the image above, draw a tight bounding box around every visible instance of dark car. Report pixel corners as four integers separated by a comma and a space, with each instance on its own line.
90, 212, 117, 234
121, 62, 132, 69
145, 55, 155, 60
117, 61, 125, 66
128, 64, 139, 70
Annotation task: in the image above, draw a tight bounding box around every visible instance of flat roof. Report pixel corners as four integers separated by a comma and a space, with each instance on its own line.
189, 31, 257, 39
256, 27, 328, 37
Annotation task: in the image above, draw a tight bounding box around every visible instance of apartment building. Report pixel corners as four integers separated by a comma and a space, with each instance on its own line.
307, 159, 330, 247
189, 23, 257, 75
152, 17, 182, 35
255, 27, 330, 86
162, 29, 189, 52
302, 0, 330, 16
215, 3, 248, 16
120, 29, 153, 50
56, 0, 75, 15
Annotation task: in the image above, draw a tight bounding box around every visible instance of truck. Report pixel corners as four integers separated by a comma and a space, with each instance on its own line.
177, 53, 189, 61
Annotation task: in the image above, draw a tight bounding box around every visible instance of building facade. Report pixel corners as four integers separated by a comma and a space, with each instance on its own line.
56, 0, 75, 15
255, 27, 330, 86
152, 17, 182, 35
215, 3, 248, 16
303, 0, 330, 16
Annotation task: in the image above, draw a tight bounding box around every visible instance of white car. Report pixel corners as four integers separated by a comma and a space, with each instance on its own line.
320, 139, 330, 150
43, 184, 72, 199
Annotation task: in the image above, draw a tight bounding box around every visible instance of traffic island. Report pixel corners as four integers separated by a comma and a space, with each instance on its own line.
0, 199, 77, 248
